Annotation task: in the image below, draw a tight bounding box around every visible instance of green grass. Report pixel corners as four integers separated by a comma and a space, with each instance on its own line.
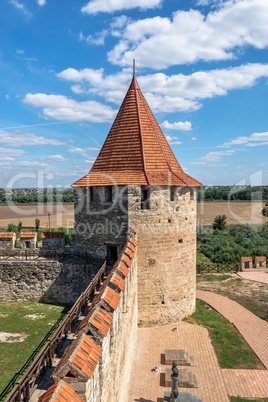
230, 398, 268, 402
196, 273, 236, 282
186, 300, 261, 369
0, 302, 65, 394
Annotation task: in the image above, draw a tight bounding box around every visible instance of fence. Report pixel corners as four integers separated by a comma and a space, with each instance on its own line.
0, 250, 92, 263
0, 262, 107, 402
197, 262, 238, 273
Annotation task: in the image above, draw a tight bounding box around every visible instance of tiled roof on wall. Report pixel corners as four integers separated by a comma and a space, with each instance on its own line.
89, 307, 113, 337
53, 334, 101, 381
0, 232, 15, 239
110, 272, 126, 291
255, 256, 266, 261
38, 380, 84, 402
20, 232, 37, 238
72, 76, 201, 187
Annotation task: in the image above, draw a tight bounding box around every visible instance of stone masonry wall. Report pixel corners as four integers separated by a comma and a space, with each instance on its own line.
128, 185, 197, 326
0, 261, 96, 304
73, 187, 128, 258
101, 250, 138, 402
50, 238, 138, 402
72, 184, 197, 326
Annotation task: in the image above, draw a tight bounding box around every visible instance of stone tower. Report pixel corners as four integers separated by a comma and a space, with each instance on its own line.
72, 73, 201, 326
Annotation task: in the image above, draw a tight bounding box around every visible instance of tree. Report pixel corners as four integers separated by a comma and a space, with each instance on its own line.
35, 218, 40, 232
212, 215, 227, 231
17, 221, 22, 232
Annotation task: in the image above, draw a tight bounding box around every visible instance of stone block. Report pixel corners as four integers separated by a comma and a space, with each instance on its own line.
164, 391, 202, 401
165, 349, 194, 366
165, 368, 198, 388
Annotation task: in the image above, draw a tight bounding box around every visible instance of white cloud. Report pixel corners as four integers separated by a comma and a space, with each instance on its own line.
165, 135, 182, 145
0, 147, 24, 156
195, 149, 235, 164
107, 0, 268, 68
37, 0, 46, 5
40, 155, 68, 162
68, 147, 99, 153
18, 161, 48, 167
79, 30, 108, 46
56, 63, 268, 113
9, 0, 32, 18
161, 120, 193, 131
0, 130, 64, 147
81, 0, 163, 15
23, 93, 116, 123
219, 132, 268, 148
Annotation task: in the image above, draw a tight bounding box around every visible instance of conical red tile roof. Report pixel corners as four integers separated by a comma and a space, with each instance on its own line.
72, 76, 201, 187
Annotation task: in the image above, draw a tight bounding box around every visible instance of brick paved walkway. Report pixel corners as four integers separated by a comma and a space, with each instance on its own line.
197, 289, 268, 369
238, 270, 268, 284
128, 275, 268, 402
127, 322, 229, 402
222, 369, 268, 399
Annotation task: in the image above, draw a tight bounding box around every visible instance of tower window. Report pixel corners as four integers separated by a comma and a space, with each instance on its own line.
106, 245, 118, 266
141, 187, 149, 210
89, 187, 94, 202
104, 186, 113, 203
170, 187, 177, 201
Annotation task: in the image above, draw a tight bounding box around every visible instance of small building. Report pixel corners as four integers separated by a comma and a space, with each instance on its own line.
42, 232, 65, 251
255, 256, 266, 269
0, 232, 16, 250
240, 256, 253, 270
20, 232, 37, 249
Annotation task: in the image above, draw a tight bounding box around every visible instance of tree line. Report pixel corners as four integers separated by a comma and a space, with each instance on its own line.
1, 185, 268, 204
0, 188, 74, 204
197, 185, 268, 202
198, 219, 268, 265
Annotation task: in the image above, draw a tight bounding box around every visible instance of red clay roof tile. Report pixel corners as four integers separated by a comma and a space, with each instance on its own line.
241, 256, 252, 261
255, 256, 266, 261
0, 232, 15, 239
89, 307, 113, 337
38, 380, 84, 402
117, 261, 130, 278
110, 273, 125, 291
72, 76, 201, 188
20, 232, 37, 238
53, 334, 101, 381
101, 287, 121, 310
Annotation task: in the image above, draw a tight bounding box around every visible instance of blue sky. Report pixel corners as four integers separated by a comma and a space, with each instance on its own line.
1, 0, 268, 188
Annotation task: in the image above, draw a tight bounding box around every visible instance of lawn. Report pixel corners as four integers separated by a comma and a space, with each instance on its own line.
230, 398, 268, 402
0, 302, 65, 394
186, 299, 262, 369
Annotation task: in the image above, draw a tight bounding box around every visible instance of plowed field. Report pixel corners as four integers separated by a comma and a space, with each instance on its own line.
0, 201, 267, 229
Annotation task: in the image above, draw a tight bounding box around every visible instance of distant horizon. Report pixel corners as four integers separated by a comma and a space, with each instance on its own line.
1, 184, 268, 190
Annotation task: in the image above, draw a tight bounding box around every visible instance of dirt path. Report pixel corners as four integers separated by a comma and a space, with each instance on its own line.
197, 273, 268, 321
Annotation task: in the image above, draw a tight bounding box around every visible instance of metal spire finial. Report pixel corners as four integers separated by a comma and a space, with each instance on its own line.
133, 59, 136, 76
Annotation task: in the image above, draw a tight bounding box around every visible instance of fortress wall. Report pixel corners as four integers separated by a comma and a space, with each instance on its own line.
0, 261, 95, 304
128, 185, 197, 326
64, 239, 138, 402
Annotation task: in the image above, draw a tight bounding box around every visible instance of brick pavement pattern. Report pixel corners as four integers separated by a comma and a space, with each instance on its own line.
238, 270, 268, 284
197, 289, 268, 369
222, 369, 268, 399
127, 322, 229, 402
